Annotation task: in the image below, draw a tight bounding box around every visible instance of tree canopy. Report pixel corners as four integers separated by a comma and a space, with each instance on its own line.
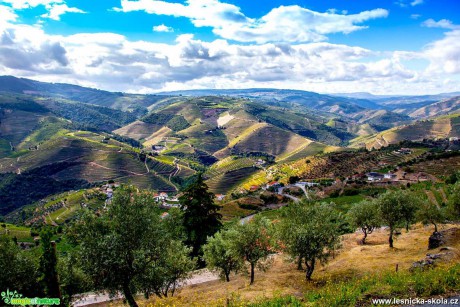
179, 173, 222, 264
70, 185, 194, 307
277, 202, 341, 280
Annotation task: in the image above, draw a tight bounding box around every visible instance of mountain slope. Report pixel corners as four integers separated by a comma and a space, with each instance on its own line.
350, 113, 460, 149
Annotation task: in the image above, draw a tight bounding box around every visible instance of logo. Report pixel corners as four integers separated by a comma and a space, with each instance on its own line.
1, 289, 60, 306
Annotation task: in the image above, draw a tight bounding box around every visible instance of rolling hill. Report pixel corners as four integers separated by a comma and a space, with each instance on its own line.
350, 113, 460, 149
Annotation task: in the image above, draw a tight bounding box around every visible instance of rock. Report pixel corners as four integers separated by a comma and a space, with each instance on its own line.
426, 253, 442, 260
428, 232, 444, 249
440, 247, 452, 251
410, 259, 435, 272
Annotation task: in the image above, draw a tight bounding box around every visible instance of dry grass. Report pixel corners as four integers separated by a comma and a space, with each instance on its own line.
101, 224, 460, 306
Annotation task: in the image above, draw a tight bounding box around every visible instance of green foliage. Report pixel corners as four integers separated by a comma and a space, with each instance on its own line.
141, 240, 195, 298
347, 200, 381, 244
227, 216, 275, 284
203, 229, 243, 282
179, 174, 222, 263
277, 202, 341, 280
416, 200, 446, 233
376, 190, 420, 248
0, 235, 41, 297
70, 185, 193, 307
38, 229, 60, 298
304, 264, 460, 307
57, 252, 93, 306
0, 172, 90, 216
448, 182, 460, 218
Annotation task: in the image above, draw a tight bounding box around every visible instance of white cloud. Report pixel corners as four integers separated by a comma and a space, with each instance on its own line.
114, 0, 388, 43
424, 30, 460, 74
1, 0, 63, 9
0, 5, 18, 24
0, 14, 458, 95
2, 0, 85, 21
410, 14, 421, 19
422, 19, 459, 30
41, 4, 86, 20
153, 24, 173, 32
395, 0, 424, 7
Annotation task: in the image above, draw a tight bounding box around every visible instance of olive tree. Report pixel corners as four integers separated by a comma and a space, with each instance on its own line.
277, 202, 341, 280
70, 185, 194, 307
228, 217, 275, 285
417, 200, 446, 233
377, 190, 418, 248
347, 200, 381, 244
203, 229, 243, 282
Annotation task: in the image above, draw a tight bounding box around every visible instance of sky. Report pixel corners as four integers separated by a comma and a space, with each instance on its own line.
0, 0, 459, 94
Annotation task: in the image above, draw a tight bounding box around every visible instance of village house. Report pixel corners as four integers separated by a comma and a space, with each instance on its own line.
266, 181, 281, 189
384, 172, 397, 180
296, 181, 319, 188
215, 194, 226, 201
367, 172, 385, 182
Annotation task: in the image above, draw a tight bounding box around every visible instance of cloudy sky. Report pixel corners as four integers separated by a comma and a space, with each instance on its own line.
0, 0, 459, 94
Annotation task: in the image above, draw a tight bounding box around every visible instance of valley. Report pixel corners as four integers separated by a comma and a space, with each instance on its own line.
1, 77, 460, 307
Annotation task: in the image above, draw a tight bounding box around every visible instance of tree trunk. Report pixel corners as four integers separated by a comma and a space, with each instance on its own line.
389, 228, 394, 248
122, 283, 138, 307
297, 256, 303, 270
305, 258, 315, 281
362, 231, 368, 245
406, 222, 409, 232
250, 262, 255, 285
433, 222, 438, 233
225, 271, 230, 282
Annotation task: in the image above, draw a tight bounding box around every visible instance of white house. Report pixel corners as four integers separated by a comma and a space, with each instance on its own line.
367, 172, 385, 182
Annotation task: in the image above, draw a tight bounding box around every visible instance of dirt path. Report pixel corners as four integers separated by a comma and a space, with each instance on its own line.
72, 270, 220, 306
89, 162, 146, 176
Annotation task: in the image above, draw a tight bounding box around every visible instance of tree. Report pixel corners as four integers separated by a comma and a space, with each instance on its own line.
203, 229, 243, 282
141, 240, 195, 298
347, 200, 381, 244
448, 182, 460, 218
38, 228, 61, 299
399, 191, 420, 232
277, 202, 341, 280
227, 216, 275, 285
0, 235, 40, 297
416, 201, 445, 233
376, 190, 412, 248
70, 185, 193, 307
179, 173, 222, 263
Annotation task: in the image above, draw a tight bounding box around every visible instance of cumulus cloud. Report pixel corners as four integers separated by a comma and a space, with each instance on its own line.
424, 30, 460, 74
114, 0, 388, 43
0, 5, 18, 24
411, 0, 424, 6
41, 4, 86, 20
422, 19, 459, 30
2, 0, 85, 21
0, 12, 458, 94
1, 0, 63, 9
153, 24, 173, 32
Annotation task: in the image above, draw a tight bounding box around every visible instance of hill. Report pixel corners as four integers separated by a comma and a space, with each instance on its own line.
350, 114, 460, 149
410, 96, 460, 119
159, 88, 381, 115
0, 75, 178, 113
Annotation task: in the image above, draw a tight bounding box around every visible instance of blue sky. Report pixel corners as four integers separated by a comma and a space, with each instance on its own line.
0, 0, 459, 94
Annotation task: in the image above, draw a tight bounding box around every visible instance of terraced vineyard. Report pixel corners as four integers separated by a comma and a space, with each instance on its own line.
236, 148, 427, 191
411, 155, 460, 178
206, 167, 260, 194
205, 157, 256, 178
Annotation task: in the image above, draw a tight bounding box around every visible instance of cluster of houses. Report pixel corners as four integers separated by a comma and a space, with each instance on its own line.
366, 172, 397, 182
393, 148, 412, 155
